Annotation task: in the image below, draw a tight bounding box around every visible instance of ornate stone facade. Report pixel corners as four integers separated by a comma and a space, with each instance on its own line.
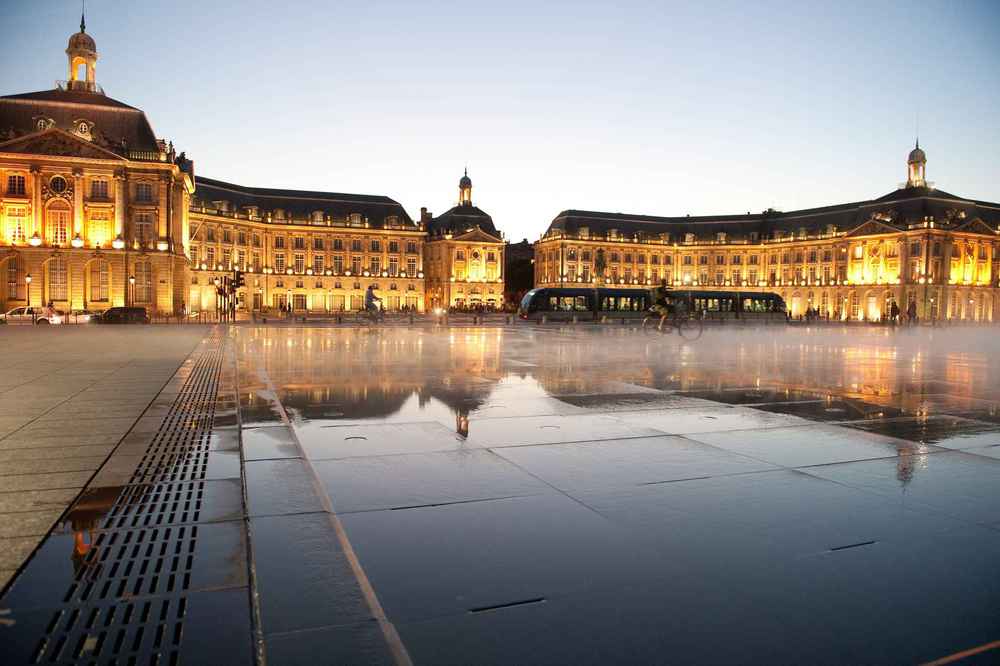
534, 147, 1000, 322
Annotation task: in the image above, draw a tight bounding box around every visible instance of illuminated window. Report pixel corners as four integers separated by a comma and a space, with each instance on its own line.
135, 212, 154, 245
333, 256, 344, 273
7, 256, 21, 299
274, 236, 285, 249
48, 257, 68, 301
370, 257, 381, 274
715, 254, 725, 265
5, 206, 26, 243
90, 179, 108, 198
389, 257, 399, 276
314, 237, 324, 250
90, 260, 109, 301
222, 249, 231, 266
206, 227, 216, 242
406, 241, 417, 254
294, 254, 305, 273
206, 247, 215, 266
136, 182, 154, 202
275, 254, 285, 273
351, 239, 363, 252
370, 239, 381, 252
238, 231, 247, 246
89, 211, 110, 246
253, 234, 261, 247
47, 203, 70, 245
134, 261, 152, 303
222, 229, 232, 244
294, 236, 305, 250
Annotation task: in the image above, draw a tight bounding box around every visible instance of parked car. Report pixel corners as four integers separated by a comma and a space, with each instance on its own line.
69, 309, 102, 324
1, 306, 63, 324
95, 307, 150, 324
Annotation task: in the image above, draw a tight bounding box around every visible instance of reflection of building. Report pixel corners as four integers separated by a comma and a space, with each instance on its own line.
422, 170, 505, 309
188, 179, 425, 313
0, 17, 194, 313
505, 238, 534, 308
534, 146, 1000, 321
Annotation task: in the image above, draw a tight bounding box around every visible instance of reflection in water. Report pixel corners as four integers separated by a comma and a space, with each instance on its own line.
235, 326, 1000, 486
62, 486, 123, 581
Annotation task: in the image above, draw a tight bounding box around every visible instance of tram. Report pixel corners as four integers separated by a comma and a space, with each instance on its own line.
518, 287, 787, 321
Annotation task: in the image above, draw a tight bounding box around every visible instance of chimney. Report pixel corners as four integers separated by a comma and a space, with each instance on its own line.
420, 207, 432, 223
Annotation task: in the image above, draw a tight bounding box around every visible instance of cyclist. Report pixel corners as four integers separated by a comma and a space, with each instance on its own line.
364, 284, 382, 320
650, 279, 674, 321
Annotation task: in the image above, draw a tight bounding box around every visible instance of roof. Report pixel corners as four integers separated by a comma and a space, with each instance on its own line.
428, 204, 499, 236
544, 187, 1000, 241
194, 176, 415, 227
0, 88, 159, 152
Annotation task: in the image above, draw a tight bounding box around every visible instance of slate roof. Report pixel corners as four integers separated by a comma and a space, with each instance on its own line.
545, 187, 1000, 241
194, 176, 415, 227
0, 88, 159, 152
428, 204, 499, 237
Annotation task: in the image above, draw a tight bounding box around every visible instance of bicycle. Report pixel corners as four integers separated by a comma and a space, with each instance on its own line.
641, 306, 704, 341
355, 307, 385, 326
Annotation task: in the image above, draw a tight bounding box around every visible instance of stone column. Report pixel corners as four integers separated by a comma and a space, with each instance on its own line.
30, 166, 42, 238
72, 168, 85, 239
158, 175, 169, 240
114, 171, 125, 238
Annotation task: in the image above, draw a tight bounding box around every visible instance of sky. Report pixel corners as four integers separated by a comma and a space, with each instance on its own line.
3, 1, 999, 241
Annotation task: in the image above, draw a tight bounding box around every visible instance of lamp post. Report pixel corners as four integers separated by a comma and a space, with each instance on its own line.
25, 273, 33, 322
128, 275, 136, 308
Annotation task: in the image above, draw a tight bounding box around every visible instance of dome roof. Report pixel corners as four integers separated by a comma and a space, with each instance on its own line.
908, 143, 926, 164
459, 168, 471, 189
68, 31, 96, 54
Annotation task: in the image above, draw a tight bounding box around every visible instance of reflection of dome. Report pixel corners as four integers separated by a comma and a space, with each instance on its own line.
908, 143, 925, 164
68, 31, 96, 54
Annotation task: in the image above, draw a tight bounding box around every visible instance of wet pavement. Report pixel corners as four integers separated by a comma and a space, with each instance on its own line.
3, 323, 1000, 663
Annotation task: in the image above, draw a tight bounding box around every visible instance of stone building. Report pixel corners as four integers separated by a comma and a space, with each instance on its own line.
0, 16, 194, 315
422, 170, 505, 310
188, 178, 425, 313
534, 145, 1000, 321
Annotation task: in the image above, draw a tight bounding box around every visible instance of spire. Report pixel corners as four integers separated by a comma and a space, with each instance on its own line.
81, 0, 86, 32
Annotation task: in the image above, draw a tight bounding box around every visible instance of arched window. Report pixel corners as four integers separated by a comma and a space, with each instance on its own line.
90, 260, 109, 302
134, 261, 152, 303
48, 257, 68, 301
47, 202, 70, 245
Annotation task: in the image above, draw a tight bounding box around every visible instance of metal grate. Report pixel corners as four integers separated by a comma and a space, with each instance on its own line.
24, 336, 229, 665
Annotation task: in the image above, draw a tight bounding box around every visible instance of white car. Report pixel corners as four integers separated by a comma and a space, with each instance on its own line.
1, 306, 62, 325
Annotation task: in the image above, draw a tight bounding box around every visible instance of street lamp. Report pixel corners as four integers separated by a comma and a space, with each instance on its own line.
25, 274, 33, 322
128, 274, 136, 306
71, 233, 84, 249
28, 232, 42, 247
112, 235, 125, 250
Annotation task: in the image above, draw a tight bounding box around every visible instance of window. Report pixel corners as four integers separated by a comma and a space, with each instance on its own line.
456, 250, 465, 260
715, 254, 725, 265
252, 234, 261, 248
275, 254, 286, 273
90, 179, 108, 199
136, 182, 154, 202
351, 256, 362, 274
293, 294, 307, 310
370, 257, 381, 274
48, 203, 70, 245
732, 269, 741, 284
749, 255, 759, 265
89, 211, 110, 247
294, 254, 305, 273
333, 238, 344, 251
135, 212, 154, 244
333, 255, 344, 273
808, 250, 817, 263
388, 240, 400, 253
749, 270, 758, 285
206, 247, 215, 267
134, 261, 152, 303
370, 239, 381, 252
389, 257, 399, 276
313, 237, 324, 250
293, 236, 305, 250
731, 255, 742, 265
7, 175, 26, 196
407, 259, 417, 276
7, 256, 20, 299
222, 249, 231, 267
313, 255, 324, 272
90, 260, 109, 301
206, 228, 216, 242
698, 255, 708, 265
5, 206, 26, 243
650, 255, 659, 265
488, 251, 497, 262
406, 241, 417, 254
222, 229, 232, 243
237, 250, 246, 268
910, 242, 921, 257
624, 253, 632, 263
237, 231, 247, 246
682, 255, 692, 265
274, 236, 285, 249
252, 252, 261, 272
822, 249, 832, 262
351, 239, 363, 252
48, 257, 68, 301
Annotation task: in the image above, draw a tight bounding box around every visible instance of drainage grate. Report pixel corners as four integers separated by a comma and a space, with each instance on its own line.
16, 335, 231, 665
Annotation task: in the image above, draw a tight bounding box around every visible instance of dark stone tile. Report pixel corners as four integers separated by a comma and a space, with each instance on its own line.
241, 425, 300, 461
265, 621, 394, 666
179, 587, 254, 665
205, 450, 241, 481
250, 513, 371, 634
189, 519, 249, 592
245, 459, 326, 517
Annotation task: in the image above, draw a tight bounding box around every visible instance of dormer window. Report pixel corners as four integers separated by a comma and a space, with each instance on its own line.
716, 232, 726, 242
684, 233, 695, 244
386, 215, 398, 227
75, 120, 92, 140
35, 118, 53, 132
273, 208, 286, 221
312, 211, 324, 223
244, 206, 258, 218
350, 213, 363, 225
579, 226, 589, 239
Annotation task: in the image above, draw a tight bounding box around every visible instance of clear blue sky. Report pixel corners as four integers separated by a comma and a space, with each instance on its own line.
4, 1, 998, 240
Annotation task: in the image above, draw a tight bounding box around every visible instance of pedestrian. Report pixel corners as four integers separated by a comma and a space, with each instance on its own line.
906, 300, 917, 325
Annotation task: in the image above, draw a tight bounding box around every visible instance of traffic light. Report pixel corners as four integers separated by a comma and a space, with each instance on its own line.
234, 271, 245, 289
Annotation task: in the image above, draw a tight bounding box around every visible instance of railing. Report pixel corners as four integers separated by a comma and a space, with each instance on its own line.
56, 80, 105, 95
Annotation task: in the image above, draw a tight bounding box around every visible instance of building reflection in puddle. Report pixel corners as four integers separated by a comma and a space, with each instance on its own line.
234, 327, 999, 478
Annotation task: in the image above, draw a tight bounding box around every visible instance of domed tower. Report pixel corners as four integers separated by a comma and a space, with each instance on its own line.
906, 140, 926, 188
458, 168, 472, 207
66, 12, 98, 92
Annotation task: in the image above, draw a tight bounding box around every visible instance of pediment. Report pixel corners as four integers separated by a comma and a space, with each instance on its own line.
0, 128, 125, 161
845, 218, 900, 237
951, 218, 996, 236
453, 227, 502, 243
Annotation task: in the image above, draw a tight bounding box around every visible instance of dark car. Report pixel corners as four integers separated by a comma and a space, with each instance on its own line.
96, 307, 150, 324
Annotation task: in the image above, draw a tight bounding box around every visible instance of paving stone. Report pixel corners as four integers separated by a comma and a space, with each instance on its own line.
0, 509, 63, 538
